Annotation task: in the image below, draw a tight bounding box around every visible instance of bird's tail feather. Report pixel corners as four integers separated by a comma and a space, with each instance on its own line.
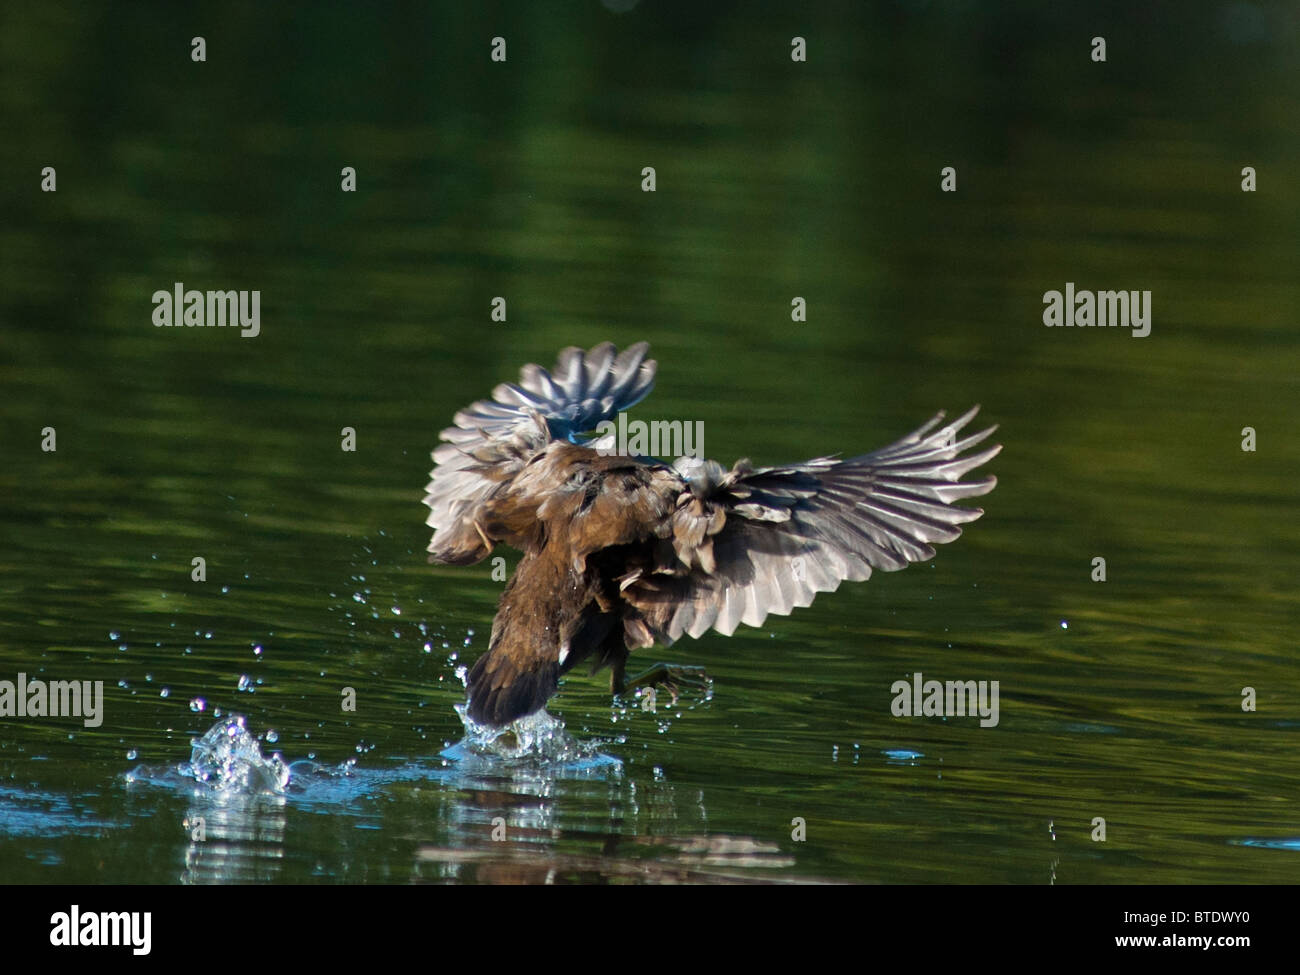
465, 647, 559, 727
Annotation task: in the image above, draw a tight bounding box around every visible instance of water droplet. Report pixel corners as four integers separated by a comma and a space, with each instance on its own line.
190, 697, 206, 712
391, 606, 401, 616
237, 674, 252, 691
126, 749, 137, 760
109, 631, 120, 640
1060, 620, 1069, 629
265, 730, 278, 744
159, 688, 170, 698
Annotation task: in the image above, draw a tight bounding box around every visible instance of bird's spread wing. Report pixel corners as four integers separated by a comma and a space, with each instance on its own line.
423, 341, 656, 564
622, 407, 1000, 641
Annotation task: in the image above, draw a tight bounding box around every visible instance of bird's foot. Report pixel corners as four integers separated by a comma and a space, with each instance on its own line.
621, 663, 713, 711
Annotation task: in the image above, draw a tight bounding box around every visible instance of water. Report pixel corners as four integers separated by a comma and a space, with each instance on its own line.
2, 2, 1299, 884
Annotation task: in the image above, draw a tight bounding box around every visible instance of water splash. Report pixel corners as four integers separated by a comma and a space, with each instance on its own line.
442, 703, 622, 772
181, 715, 290, 795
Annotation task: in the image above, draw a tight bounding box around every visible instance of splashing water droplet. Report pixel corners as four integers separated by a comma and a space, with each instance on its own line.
184, 715, 289, 794
443, 704, 620, 769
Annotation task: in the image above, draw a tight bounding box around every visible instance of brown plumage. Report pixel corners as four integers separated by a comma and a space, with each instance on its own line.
424, 342, 1000, 727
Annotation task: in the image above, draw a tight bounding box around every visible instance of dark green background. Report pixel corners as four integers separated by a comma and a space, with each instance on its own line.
1, 1, 1297, 883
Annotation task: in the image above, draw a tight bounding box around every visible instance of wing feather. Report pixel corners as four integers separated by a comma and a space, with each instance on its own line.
623, 407, 1000, 641
423, 342, 657, 563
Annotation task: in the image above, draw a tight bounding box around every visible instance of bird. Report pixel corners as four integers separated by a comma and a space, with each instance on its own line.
423, 341, 1000, 728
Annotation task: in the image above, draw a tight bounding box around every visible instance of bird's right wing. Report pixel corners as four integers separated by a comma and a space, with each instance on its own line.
621, 407, 1000, 641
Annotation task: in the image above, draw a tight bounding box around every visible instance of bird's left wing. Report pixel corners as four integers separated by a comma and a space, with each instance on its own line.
424, 341, 656, 564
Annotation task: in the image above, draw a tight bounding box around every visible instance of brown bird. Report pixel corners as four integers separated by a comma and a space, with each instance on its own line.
424, 342, 999, 727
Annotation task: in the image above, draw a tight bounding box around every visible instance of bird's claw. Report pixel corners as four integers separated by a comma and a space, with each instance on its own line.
623, 663, 713, 711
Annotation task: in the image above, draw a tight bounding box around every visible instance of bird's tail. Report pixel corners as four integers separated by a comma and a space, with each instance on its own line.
465, 646, 559, 727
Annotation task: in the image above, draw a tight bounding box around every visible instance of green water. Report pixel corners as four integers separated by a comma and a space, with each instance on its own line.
2, 1, 1298, 884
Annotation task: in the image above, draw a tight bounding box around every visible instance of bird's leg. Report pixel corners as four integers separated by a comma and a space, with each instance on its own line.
609, 656, 628, 696
622, 663, 712, 707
